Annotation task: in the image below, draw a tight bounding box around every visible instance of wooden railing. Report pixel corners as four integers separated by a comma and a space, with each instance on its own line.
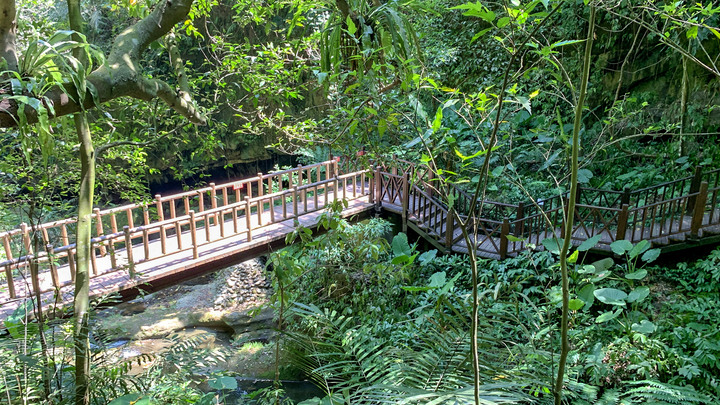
2, 158, 720, 307
376, 161, 720, 259
0, 160, 374, 302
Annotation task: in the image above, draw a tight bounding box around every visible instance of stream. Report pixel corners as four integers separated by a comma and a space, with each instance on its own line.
94, 258, 325, 403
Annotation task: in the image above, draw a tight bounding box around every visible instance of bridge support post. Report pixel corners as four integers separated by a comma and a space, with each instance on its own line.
616, 204, 629, 242
123, 226, 135, 278
368, 170, 374, 204
210, 183, 219, 226
3, 263, 15, 298
61, 224, 76, 282
500, 218, 510, 260
189, 210, 199, 259
515, 202, 525, 236
690, 181, 709, 239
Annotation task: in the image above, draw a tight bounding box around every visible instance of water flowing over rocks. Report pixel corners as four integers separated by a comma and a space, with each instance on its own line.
213, 257, 273, 310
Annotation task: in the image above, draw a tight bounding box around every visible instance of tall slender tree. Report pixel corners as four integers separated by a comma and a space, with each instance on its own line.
0, 1, 205, 403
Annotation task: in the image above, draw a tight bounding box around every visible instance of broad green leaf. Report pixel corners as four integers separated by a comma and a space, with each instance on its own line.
687, 25, 698, 39
631, 320, 656, 334
594, 288, 627, 306
541, 237, 563, 255
610, 239, 633, 255
569, 299, 584, 311
432, 107, 443, 132
578, 235, 602, 252
627, 286, 650, 303
628, 240, 650, 259
625, 269, 647, 280
578, 283, 595, 310
208, 376, 237, 390
429, 271, 447, 288
392, 233, 413, 256
641, 248, 660, 263
591, 257, 614, 273
595, 308, 623, 323
577, 265, 596, 274
497, 17, 510, 28
418, 249, 437, 265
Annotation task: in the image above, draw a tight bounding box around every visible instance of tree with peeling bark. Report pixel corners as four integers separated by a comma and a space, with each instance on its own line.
0, 0, 205, 403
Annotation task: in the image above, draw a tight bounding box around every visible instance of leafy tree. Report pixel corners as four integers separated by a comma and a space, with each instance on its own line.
0, 0, 206, 403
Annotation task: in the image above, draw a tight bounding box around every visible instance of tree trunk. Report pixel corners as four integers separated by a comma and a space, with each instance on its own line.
67, 0, 94, 403
554, 6, 595, 405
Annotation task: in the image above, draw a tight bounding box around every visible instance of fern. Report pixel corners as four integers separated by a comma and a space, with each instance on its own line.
286, 301, 532, 404
619, 380, 715, 404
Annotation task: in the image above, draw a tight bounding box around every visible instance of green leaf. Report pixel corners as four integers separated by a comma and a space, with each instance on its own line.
610, 239, 633, 255
624, 269, 647, 280
551, 39, 585, 48
541, 237, 563, 255
208, 376, 237, 390
497, 17, 510, 28
577, 265, 596, 274
569, 299, 584, 311
429, 271, 446, 288
627, 286, 650, 303
631, 320, 656, 335
577, 169, 593, 184
578, 283, 595, 310
568, 249, 579, 264
578, 235, 602, 252
628, 240, 650, 259
596, 308, 623, 323
594, 288, 627, 306
432, 107, 443, 132
687, 25, 698, 39
506, 234, 523, 242
641, 248, 660, 263
391, 233, 413, 257
591, 257, 614, 273
346, 16, 357, 35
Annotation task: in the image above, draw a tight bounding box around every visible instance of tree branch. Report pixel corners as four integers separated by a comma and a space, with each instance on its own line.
0, 0, 206, 127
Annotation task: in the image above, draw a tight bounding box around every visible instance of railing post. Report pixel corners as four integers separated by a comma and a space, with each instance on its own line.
616, 204, 629, 242
155, 195, 167, 255
427, 170, 435, 199
94, 208, 107, 256
257, 173, 264, 198
245, 197, 253, 242
445, 208, 455, 249
402, 172, 410, 232
210, 183, 218, 225
293, 186, 299, 218
123, 226, 135, 278
20, 223, 32, 255
4, 264, 15, 298
61, 224, 76, 282
690, 181, 709, 239
500, 218, 510, 260
621, 187, 631, 207
374, 166, 382, 211
368, 170, 375, 204
687, 166, 704, 214
515, 202, 525, 236
189, 210, 199, 259
333, 175, 339, 202
46, 244, 59, 289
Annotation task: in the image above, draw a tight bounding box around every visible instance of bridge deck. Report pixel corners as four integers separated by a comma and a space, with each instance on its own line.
0, 192, 374, 319
2, 161, 720, 322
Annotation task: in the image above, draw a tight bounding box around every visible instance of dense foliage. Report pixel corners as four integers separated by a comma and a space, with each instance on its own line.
2, 0, 720, 403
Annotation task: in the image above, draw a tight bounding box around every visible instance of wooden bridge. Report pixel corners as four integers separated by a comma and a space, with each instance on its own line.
1, 160, 720, 319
